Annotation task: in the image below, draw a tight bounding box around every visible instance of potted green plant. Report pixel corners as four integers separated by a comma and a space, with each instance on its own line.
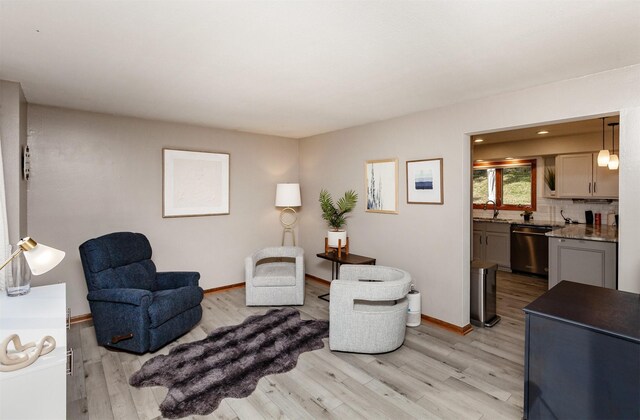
521, 207, 534, 222
319, 189, 358, 247
545, 167, 556, 196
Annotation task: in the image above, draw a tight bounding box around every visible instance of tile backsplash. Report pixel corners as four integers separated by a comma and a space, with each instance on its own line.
473, 197, 618, 225
473, 156, 619, 225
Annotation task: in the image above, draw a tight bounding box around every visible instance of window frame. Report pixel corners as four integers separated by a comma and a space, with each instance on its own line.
472, 159, 537, 211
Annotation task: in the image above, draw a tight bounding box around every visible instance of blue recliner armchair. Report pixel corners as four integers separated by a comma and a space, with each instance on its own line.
79, 232, 203, 353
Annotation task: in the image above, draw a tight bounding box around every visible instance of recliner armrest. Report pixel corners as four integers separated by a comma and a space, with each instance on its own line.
87, 288, 153, 307
155, 271, 200, 290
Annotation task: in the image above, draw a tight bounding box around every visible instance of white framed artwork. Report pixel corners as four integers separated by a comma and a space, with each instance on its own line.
365, 158, 398, 214
163, 149, 230, 217
406, 158, 444, 204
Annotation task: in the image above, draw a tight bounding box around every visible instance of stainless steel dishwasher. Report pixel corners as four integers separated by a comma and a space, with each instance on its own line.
510, 224, 553, 277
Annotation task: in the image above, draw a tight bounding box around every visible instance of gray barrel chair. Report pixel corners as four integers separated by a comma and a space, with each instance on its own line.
245, 246, 305, 306
329, 265, 412, 353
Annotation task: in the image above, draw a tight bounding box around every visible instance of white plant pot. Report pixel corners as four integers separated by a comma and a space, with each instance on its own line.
328, 230, 347, 248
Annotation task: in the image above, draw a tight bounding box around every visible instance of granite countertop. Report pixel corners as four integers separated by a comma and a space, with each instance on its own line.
546, 224, 618, 243
473, 217, 565, 227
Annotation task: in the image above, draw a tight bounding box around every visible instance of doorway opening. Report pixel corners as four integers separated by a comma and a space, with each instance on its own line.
469, 114, 620, 325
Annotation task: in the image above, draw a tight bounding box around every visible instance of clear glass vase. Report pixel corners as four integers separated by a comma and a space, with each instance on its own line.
6, 245, 31, 296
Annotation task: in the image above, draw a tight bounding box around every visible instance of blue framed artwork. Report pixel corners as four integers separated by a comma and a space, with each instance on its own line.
406, 158, 444, 204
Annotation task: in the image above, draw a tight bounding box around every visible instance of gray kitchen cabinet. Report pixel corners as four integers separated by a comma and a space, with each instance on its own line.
592, 156, 619, 197
473, 222, 510, 269
555, 153, 618, 198
472, 228, 483, 261
548, 237, 617, 289
555, 153, 592, 197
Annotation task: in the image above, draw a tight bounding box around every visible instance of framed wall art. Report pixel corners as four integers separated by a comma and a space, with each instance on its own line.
365, 158, 398, 213
406, 158, 444, 204
163, 149, 230, 217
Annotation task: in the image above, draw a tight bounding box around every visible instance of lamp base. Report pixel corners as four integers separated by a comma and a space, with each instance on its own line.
282, 227, 296, 246
6, 246, 31, 297
280, 208, 297, 246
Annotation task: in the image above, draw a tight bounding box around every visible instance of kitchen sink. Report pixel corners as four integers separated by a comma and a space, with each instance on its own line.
473, 217, 512, 223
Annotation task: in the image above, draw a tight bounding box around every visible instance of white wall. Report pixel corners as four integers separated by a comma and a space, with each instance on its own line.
18, 64, 640, 321
618, 107, 640, 294
27, 105, 299, 316
300, 64, 640, 327
0, 80, 28, 243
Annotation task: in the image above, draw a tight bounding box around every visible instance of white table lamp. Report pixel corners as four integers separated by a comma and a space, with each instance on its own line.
0, 237, 65, 276
275, 183, 301, 246
0, 237, 65, 372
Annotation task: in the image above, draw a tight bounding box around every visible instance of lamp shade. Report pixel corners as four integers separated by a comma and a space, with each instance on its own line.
275, 183, 301, 207
19, 239, 65, 276
597, 149, 610, 167
607, 154, 619, 170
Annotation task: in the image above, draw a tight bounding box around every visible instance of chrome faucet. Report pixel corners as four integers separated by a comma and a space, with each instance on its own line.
483, 200, 499, 219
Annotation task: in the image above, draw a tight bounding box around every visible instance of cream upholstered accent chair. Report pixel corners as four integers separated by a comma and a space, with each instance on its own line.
329, 265, 411, 353
245, 246, 305, 306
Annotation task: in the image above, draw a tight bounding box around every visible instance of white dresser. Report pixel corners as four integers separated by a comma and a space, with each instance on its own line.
0, 284, 68, 419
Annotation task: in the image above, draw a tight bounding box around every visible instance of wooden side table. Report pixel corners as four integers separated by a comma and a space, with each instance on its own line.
316, 251, 376, 301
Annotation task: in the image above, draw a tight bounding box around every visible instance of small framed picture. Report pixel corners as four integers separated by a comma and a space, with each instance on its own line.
163, 149, 230, 217
406, 158, 444, 205
365, 158, 398, 213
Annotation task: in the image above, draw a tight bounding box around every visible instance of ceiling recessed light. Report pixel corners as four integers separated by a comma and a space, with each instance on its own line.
505, 157, 514, 160
537, 130, 549, 135
476, 159, 484, 162
474, 138, 484, 143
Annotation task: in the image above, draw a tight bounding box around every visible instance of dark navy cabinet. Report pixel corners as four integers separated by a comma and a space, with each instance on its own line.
523, 281, 640, 420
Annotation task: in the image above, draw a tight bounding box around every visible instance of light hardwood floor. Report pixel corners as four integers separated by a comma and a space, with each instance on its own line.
67, 271, 548, 419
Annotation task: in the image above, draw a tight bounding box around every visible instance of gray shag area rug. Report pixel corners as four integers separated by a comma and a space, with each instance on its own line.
129, 307, 329, 418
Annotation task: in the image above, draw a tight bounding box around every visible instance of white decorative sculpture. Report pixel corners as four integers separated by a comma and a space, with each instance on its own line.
0, 334, 56, 372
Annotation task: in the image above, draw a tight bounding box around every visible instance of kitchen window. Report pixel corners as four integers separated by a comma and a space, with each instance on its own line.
473, 159, 537, 210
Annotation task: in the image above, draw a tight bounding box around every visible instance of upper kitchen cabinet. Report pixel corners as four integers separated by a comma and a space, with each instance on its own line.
592, 156, 619, 197
556, 153, 592, 197
555, 152, 618, 199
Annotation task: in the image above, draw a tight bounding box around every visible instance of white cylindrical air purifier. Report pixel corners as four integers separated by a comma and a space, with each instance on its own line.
406, 287, 421, 327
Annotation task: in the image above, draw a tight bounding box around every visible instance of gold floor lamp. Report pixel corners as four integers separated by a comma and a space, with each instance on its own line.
275, 183, 301, 246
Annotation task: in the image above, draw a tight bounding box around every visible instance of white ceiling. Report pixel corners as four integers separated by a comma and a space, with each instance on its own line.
472, 115, 620, 144
1, 1, 640, 139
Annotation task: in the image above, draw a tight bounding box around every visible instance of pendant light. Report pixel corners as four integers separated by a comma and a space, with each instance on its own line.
608, 122, 619, 170
597, 117, 609, 166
